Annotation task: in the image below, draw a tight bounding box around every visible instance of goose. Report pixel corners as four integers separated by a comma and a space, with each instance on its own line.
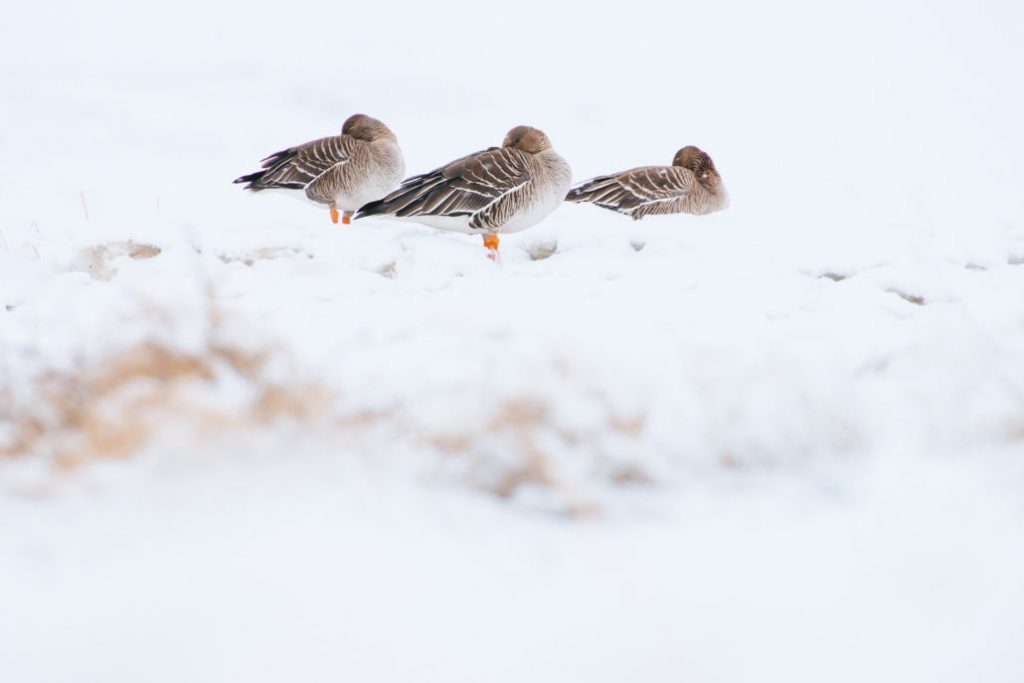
566, 146, 726, 219
356, 125, 572, 258
234, 114, 404, 225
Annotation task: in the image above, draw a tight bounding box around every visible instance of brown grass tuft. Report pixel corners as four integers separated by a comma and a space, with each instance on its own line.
69, 241, 162, 281
421, 395, 649, 515
0, 338, 325, 467
888, 289, 926, 305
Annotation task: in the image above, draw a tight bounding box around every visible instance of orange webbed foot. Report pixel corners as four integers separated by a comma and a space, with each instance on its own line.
342, 215, 351, 225
483, 234, 500, 261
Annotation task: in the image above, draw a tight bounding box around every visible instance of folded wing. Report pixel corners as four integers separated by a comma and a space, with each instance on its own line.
233, 135, 358, 191
566, 166, 696, 220
357, 146, 531, 230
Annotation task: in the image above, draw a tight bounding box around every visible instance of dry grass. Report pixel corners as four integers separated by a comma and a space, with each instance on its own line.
888, 288, 926, 306
0, 308, 648, 513
0, 339, 326, 467
819, 272, 848, 282
217, 246, 306, 267
1, 237, 655, 512
1, 266, 326, 468
422, 396, 650, 516
69, 241, 162, 281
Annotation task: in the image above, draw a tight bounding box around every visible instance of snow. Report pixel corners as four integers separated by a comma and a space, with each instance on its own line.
2, 0, 1024, 681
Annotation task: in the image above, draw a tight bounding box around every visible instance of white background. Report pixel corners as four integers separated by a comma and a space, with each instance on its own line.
2, 1, 1024, 681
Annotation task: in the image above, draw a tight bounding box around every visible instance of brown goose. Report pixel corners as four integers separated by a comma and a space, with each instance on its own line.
356, 125, 572, 258
233, 114, 405, 225
566, 146, 726, 219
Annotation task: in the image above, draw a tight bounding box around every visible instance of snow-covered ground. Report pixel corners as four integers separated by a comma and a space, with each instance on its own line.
2, 1, 1024, 681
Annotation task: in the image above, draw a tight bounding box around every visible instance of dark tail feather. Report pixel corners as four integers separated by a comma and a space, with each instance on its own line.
565, 176, 612, 203
354, 197, 388, 219
234, 148, 305, 191
357, 173, 456, 220
355, 184, 428, 220
355, 183, 419, 219
233, 171, 268, 191
566, 185, 596, 203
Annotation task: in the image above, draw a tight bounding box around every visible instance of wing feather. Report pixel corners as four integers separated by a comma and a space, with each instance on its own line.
234, 135, 358, 191
566, 165, 695, 219
357, 147, 531, 228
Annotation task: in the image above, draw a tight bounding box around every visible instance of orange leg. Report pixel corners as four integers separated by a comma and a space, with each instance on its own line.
330, 206, 339, 224
342, 213, 352, 225
483, 233, 500, 260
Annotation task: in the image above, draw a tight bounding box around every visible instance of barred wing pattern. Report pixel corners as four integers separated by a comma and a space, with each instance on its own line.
566, 166, 704, 219
357, 147, 532, 231
233, 135, 358, 191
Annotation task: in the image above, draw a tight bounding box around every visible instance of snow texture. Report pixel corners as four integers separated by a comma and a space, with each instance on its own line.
2, 1, 1024, 681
